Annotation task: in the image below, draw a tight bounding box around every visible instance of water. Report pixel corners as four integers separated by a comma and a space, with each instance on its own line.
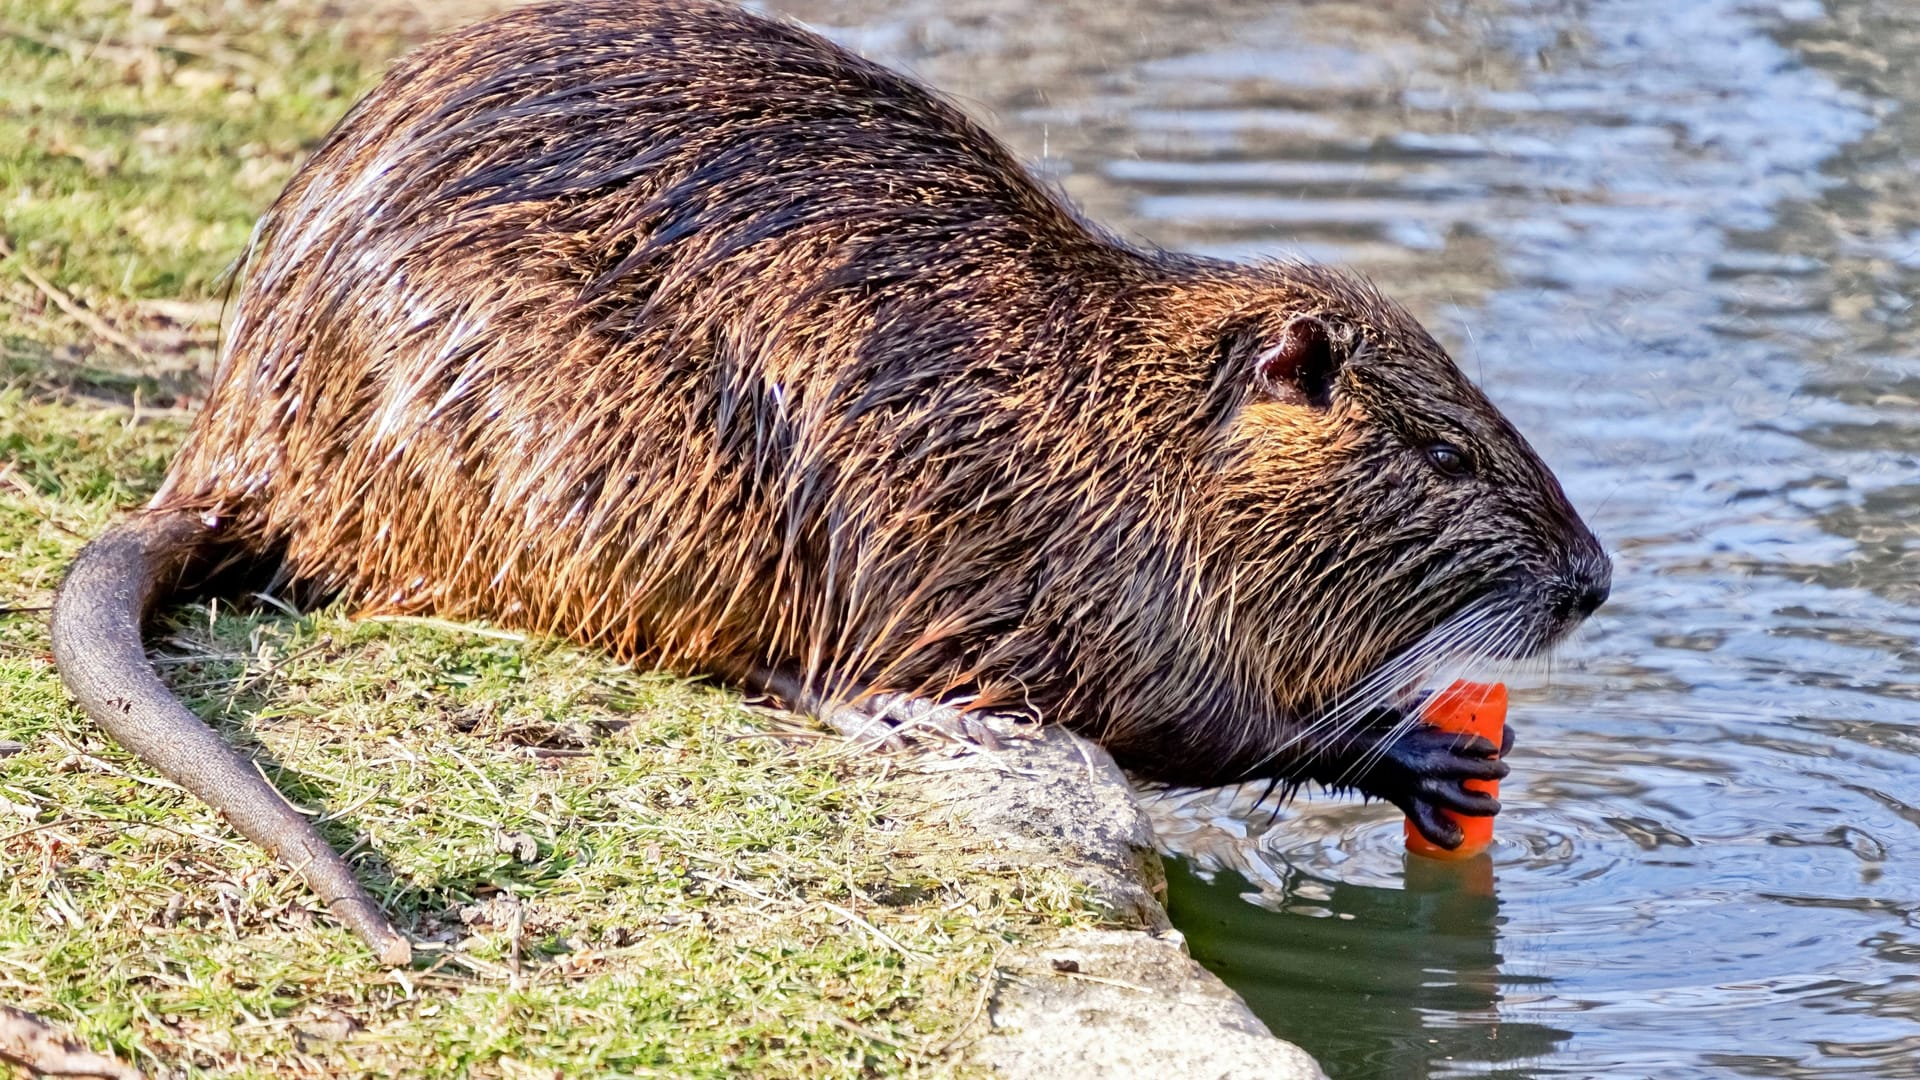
765, 0, 1920, 1075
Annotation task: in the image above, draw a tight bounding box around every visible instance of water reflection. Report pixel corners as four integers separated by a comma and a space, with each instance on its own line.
769, 0, 1920, 1075
1166, 855, 1574, 1078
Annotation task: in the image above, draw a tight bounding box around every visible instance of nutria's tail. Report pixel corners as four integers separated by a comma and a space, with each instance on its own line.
49, 511, 412, 965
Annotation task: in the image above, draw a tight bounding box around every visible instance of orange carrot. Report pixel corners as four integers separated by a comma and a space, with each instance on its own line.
1403, 680, 1507, 860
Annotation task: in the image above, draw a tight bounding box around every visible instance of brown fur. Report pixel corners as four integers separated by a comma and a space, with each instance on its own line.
148, 0, 1604, 792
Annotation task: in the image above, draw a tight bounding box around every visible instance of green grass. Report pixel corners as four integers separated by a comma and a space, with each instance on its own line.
0, 3, 1096, 1075
1, 543, 1067, 1075
1, 0, 398, 301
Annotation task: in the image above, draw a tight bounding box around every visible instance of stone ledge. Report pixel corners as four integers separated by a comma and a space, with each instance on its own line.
896, 724, 1325, 1080
979, 927, 1323, 1080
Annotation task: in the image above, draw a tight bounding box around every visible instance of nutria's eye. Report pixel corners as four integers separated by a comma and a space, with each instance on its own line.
1425, 443, 1473, 479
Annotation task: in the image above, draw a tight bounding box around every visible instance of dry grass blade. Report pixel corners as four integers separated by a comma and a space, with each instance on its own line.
0, 236, 148, 362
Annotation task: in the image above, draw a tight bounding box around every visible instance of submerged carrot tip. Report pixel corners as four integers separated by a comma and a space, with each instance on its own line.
1404, 680, 1508, 861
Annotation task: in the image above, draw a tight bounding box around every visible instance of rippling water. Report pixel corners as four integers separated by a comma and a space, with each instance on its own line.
768, 1, 1920, 1075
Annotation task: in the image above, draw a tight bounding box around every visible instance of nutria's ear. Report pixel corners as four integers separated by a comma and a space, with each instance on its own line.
1252, 317, 1339, 410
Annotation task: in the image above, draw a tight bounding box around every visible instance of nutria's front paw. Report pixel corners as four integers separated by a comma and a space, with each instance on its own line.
1367, 723, 1512, 849
823, 692, 1014, 752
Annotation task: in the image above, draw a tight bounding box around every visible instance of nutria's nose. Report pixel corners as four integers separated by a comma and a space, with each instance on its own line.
1568, 549, 1611, 618
1573, 579, 1609, 618
1562, 525, 1612, 620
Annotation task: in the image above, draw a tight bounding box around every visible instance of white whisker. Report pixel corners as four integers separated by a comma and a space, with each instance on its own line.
1251, 597, 1505, 776
1333, 602, 1528, 786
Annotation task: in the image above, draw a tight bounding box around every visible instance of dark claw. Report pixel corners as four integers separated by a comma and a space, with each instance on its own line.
1353, 722, 1509, 849
1406, 799, 1463, 850
946, 710, 1007, 751
1457, 733, 1501, 759
1421, 780, 1500, 817
1390, 726, 1509, 781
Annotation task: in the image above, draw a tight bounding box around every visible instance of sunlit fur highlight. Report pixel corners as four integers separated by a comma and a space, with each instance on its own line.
152, 0, 1607, 794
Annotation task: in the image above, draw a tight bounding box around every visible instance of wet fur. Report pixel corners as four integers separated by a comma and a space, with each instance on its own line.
67, 0, 1607, 901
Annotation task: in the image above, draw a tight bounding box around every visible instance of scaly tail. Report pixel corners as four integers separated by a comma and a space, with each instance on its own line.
49, 511, 411, 965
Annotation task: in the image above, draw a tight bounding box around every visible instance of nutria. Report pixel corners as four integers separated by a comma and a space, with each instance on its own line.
50, 0, 1610, 964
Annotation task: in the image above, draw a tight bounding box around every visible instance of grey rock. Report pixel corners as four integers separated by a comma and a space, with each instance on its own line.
979, 928, 1325, 1080
908, 721, 1168, 928
895, 722, 1325, 1079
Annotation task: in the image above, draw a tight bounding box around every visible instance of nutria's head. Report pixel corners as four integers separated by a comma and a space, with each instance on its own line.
1193, 264, 1610, 724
